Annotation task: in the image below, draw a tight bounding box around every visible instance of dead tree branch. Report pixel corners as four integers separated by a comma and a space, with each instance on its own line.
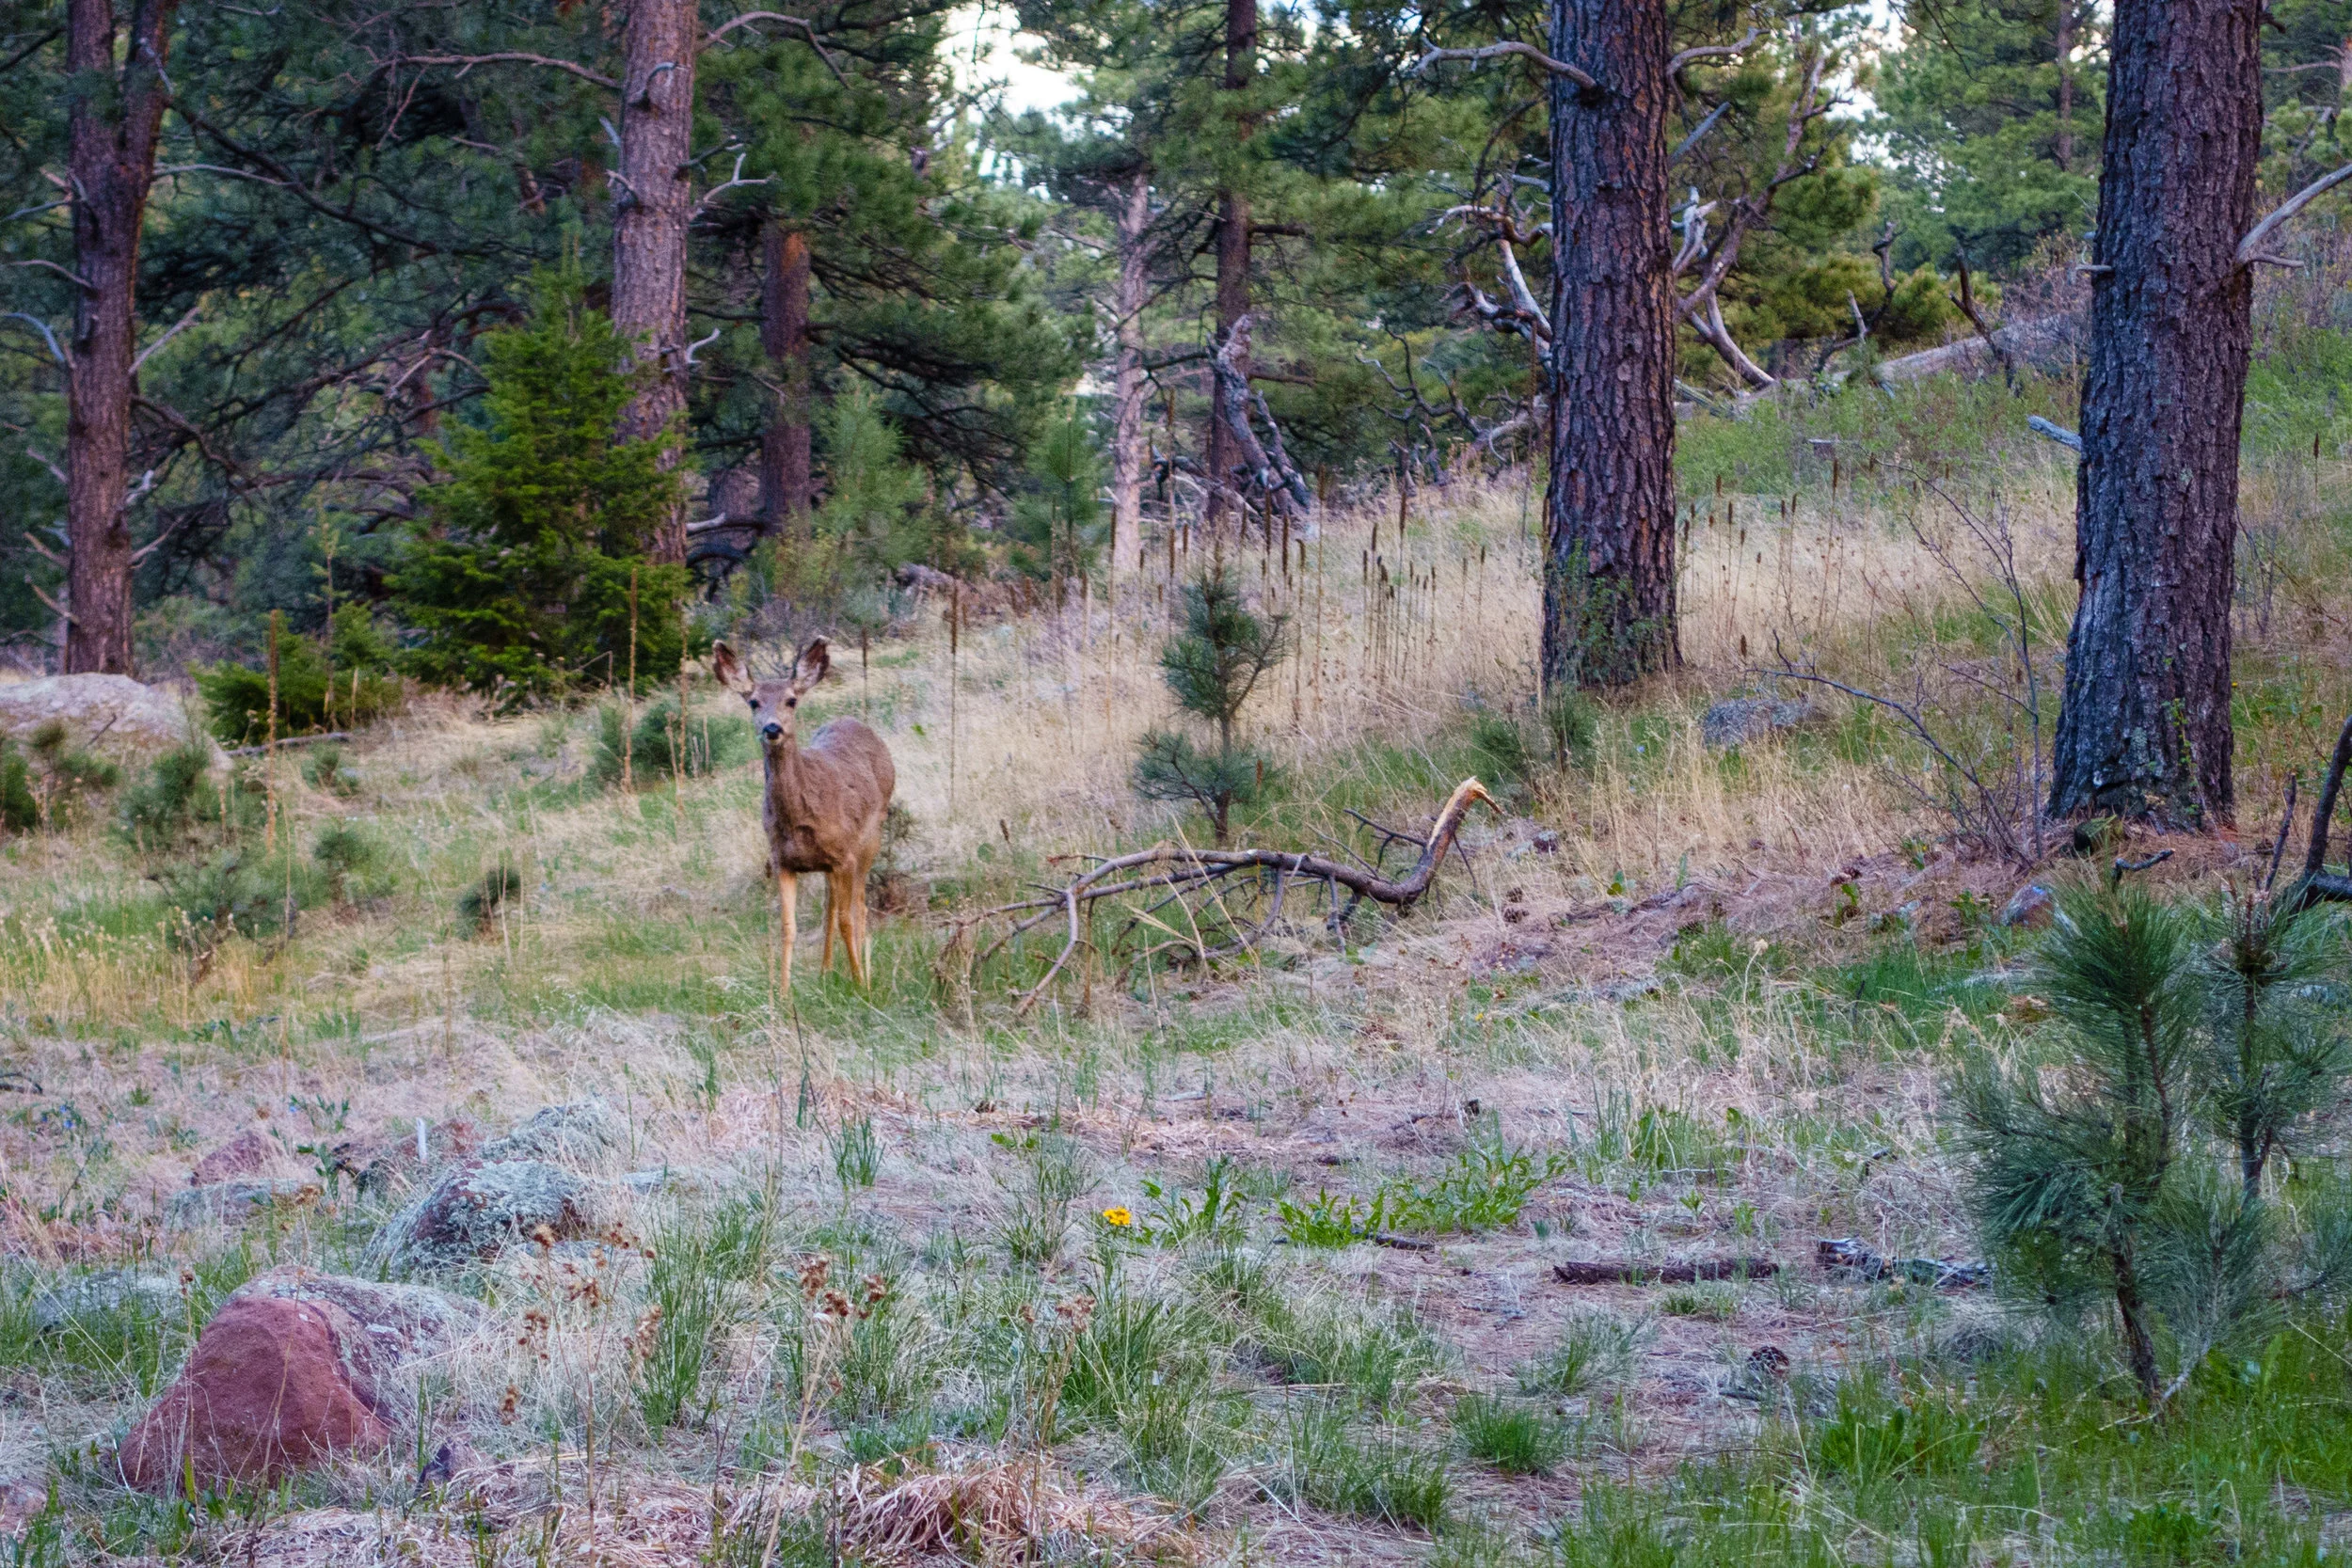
966, 780, 1496, 1016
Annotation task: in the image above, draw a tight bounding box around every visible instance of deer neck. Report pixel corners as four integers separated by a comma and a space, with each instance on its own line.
764, 733, 817, 824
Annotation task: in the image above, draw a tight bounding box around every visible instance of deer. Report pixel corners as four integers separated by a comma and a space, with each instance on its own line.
710, 639, 897, 992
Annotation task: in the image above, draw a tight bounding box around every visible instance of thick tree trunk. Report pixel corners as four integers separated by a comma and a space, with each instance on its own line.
63, 0, 177, 676
2047, 0, 2261, 825
1207, 0, 1256, 534
1108, 169, 1152, 585
612, 0, 699, 564
759, 223, 814, 535
1541, 0, 1679, 689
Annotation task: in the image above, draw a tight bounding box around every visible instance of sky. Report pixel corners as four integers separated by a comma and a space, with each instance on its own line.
945, 3, 1077, 117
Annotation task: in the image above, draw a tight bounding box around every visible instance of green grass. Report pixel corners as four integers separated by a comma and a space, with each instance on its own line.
1453, 1393, 1577, 1475
1276, 1401, 1453, 1530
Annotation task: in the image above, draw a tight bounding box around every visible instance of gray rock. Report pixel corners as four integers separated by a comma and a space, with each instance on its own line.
1700, 696, 1818, 749
1999, 882, 2056, 928
365, 1160, 617, 1274
31, 1270, 183, 1330
165, 1178, 322, 1228
226, 1268, 481, 1421
482, 1100, 626, 1171
618, 1165, 724, 1196
0, 674, 216, 767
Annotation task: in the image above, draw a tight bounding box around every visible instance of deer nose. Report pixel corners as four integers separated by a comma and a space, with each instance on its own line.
762, 721, 784, 739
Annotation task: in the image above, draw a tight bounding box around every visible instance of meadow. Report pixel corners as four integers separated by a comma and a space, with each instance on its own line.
7, 358, 2352, 1567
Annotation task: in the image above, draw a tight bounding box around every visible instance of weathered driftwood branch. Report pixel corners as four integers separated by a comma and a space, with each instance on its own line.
972, 779, 1495, 1016
1553, 1257, 1778, 1285
2239, 159, 2352, 266
1211, 316, 1313, 519
2283, 711, 2352, 911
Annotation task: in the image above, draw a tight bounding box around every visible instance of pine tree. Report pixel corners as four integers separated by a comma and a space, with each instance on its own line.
1876, 0, 2106, 270
391, 273, 687, 701
1134, 572, 1289, 844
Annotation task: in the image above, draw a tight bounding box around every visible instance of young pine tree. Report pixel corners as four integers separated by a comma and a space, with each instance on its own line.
1133, 571, 1289, 844
391, 271, 686, 701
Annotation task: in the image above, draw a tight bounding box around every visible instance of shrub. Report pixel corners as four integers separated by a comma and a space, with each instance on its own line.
0, 740, 34, 833
0, 722, 119, 833
313, 822, 388, 903
195, 610, 406, 745
458, 861, 525, 932
590, 696, 753, 788
156, 848, 328, 948
119, 741, 224, 847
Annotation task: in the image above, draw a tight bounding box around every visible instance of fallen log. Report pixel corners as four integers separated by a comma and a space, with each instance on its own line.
961, 778, 1495, 1016
1552, 1257, 1778, 1286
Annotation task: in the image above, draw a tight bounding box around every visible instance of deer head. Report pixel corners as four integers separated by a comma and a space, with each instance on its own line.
711, 639, 831, 751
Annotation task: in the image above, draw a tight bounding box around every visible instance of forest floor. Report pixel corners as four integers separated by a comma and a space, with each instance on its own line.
8, 378, 2352, 1565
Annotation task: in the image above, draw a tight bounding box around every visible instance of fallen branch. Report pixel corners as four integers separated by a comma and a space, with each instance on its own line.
968, 779, 1495, 1016
1553, 1257, 1779, 1285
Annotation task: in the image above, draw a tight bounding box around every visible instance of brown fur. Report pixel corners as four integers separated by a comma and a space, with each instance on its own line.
711, 639, 897, 990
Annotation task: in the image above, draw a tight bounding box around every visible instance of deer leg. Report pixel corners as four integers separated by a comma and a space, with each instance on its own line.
820, 868, 838, 975
780, 871, 799, 993
852, 856, 875, 984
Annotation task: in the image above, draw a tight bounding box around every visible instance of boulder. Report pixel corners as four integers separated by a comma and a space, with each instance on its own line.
226, 1268, 481, 1424
0, 674, 214, 768
483, 1100, 626, 1171
189, 1128, 278, 1187
1999, 882, 2056, 929
1700, 696, 1818, 750
366, 1160, 615, 1274
117, 1294, 392, 1494
30, 1269, 183, 1330
165, 1178, 320, 1229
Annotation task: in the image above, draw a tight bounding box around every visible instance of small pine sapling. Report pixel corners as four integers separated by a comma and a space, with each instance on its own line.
1956, 883, 2194, 1400
1134, 571, 1290, 844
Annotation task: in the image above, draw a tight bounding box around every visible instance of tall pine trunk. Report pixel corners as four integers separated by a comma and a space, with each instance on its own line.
1541, 0, 1678, 690
63, 0, 178, 676
759, 222, 814, 535
2047, 0, 2261, 825
612, 0, 699, 565
1207, 0, 1255, 535
1108, 169, 1152, 586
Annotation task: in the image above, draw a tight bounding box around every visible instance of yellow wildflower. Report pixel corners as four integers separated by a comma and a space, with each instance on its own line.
1101, 1206, 1134, 1227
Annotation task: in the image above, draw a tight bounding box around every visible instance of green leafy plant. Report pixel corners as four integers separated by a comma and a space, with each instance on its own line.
196, 610, 406, 745
1136, 1157, 1248, 1247
1274, 1187, 1387, 1247
1377, 1141, 1570, 1234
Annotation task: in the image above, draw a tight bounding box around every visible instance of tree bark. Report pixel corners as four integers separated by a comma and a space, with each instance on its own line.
2047, 0, 2261, 825
64, 0, 179, 676
1207, 0, 1256, 534
1108, 168, 1152, 586
612, 0, 699, 564
1542, 0, 1679, 689
759, 222, 814, 535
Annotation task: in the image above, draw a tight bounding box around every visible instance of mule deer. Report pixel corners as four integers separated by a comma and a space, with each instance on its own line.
711, 639, 896, 991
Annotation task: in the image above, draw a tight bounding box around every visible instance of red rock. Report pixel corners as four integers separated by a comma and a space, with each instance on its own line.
189, 1129, 275, 1187
118, 1294, 392, 1495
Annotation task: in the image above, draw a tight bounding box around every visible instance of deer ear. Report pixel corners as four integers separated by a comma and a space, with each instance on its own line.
710, 641, 752, 695
791, 638, 832, 695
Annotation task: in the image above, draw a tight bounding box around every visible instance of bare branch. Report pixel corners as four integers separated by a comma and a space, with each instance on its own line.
131, 300, 202, 374
1412, 41, 1597, 90
0, 312, 68, 367
369, 52, 618, 88
2239, 160, 2352, 266
3, 259, 95, 293
2027, 415, 2082, 451
703, 12, 850, 83
1668, 27, 1758, 75
1672, 101, 1732, 165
